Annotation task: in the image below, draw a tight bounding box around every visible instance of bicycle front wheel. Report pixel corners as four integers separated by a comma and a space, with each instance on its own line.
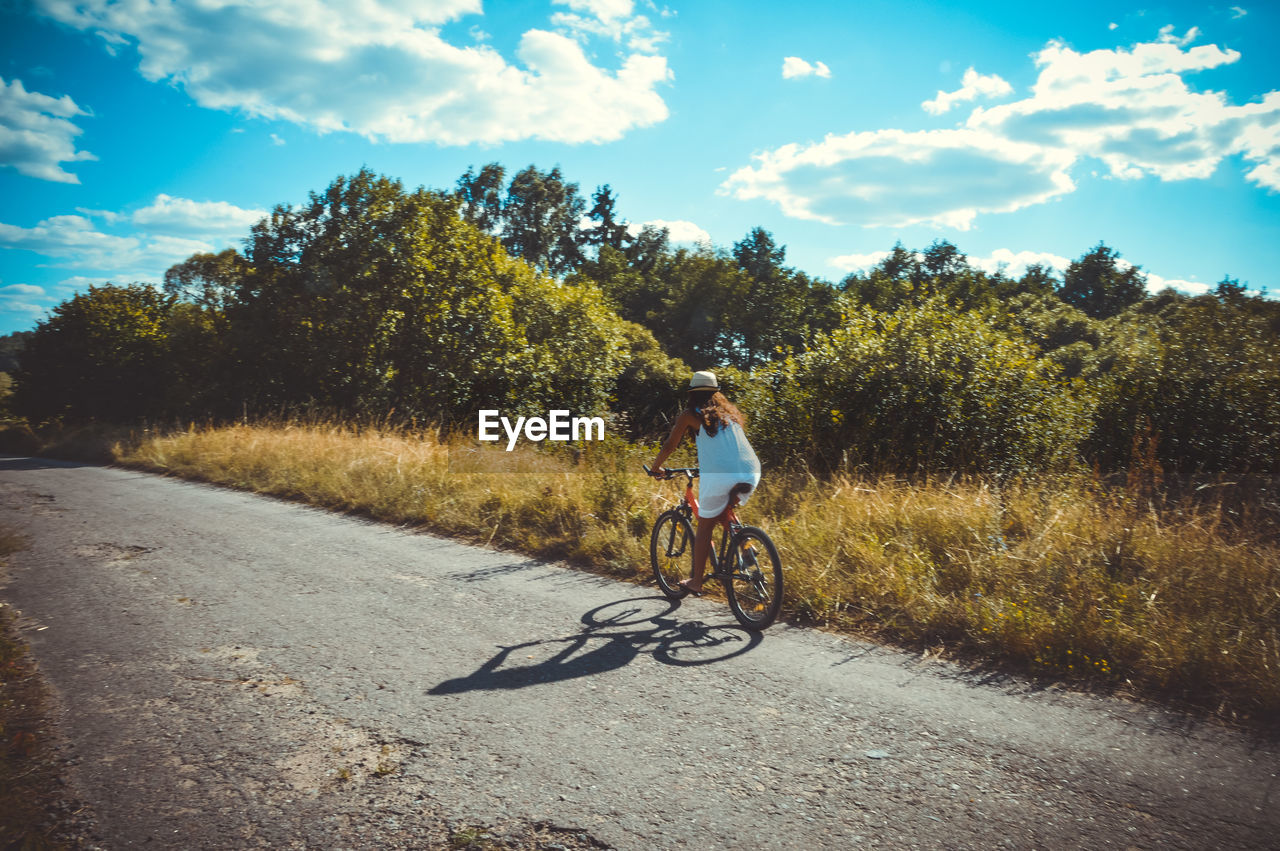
725, 527, 783, 630
650, 510, 694, 599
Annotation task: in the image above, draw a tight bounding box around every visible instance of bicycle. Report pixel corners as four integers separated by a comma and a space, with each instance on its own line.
643, 465, 783, 631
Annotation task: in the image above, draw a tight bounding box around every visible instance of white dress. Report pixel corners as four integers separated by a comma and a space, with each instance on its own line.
695, 418, 761, 518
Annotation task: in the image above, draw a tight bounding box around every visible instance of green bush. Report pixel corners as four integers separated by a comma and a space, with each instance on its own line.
1086, 292, 1280, 475
13, 284, 182, 422
736, 300, 1095, 475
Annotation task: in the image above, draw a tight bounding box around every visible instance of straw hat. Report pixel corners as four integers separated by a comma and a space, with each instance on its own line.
689, 370, 719, 391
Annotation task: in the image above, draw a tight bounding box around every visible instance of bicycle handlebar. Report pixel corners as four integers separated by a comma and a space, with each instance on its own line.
643, 464, 699, 480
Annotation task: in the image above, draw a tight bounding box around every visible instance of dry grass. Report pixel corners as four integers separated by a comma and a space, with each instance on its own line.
107, 421, 1280, 724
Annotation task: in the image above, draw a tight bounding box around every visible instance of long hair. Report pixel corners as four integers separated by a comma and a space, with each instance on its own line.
686, 389, 746, 437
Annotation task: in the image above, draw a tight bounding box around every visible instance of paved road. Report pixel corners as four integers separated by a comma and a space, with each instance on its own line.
1, 456, 1277, 849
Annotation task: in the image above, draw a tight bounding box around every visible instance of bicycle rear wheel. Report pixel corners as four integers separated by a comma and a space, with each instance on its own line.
725, 527, 783, 630
650, 510, 694, 599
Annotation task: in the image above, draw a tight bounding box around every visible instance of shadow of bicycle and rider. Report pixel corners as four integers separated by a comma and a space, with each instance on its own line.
427, 596, 763, 696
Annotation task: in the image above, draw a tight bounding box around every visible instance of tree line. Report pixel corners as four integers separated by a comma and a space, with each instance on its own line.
3, 165, 1279, 480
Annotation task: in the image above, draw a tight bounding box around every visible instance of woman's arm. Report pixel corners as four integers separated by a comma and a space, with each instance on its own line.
651, 410, 699, 475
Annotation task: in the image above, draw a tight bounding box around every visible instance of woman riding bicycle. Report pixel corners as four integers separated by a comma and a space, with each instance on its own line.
650, 370, 761, 596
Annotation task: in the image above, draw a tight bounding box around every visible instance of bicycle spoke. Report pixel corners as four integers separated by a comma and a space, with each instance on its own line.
650, 510, 694, 599
725, 528, 783, 630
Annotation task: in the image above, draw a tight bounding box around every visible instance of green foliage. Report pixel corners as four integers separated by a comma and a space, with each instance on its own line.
0, 373, 12, 420
233, 169, 516, 417
648, 244, 753, 367
0, 332, 32, 374
584, 184, 630, 251
572, 244, 667, 328
729, 227, 842, 369
1060, 242, 1147, 319
9, 161, 1278, 483
737, 300, 1095, 476
233, 169, 632, 422
163, 248, 249, 314
1086, 292, 1280, 474
609, 322, 692, 439
840, 240, 1057, 314
989, 293, 1102, 378
500, 164, 586, 276
13, 283, 182, 422
503, 261, 632, 417
454, 163, 506, 234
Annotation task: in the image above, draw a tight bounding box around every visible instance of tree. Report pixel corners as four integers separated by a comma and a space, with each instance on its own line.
0, 331, 32, 374
163, 248, 249, 315
649, 246, 751, 368
583, 184, 630, 252
227, 169, 637, 421
455, 163, 506, 234
840, 243, 922, 312
502, 165, 587, 276
234, 169, 529, 416
728, 227, 840, 368
12, 284, 179, 421
625, 223, 670, 274
1017, 263, 1059, 297
920, 239, 967, 287
1214, 274, 1247, 304
1060, 243, 1147, 319
990, 292, 1101, 378
732, 227, 786, 283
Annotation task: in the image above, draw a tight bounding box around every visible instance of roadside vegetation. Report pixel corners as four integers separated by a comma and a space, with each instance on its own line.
1, 164, 1277, 726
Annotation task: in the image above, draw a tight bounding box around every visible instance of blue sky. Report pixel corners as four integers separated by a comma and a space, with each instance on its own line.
2, 0, 1277, 335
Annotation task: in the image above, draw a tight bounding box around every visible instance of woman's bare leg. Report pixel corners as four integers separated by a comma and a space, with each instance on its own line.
683, 490, 744, 593
686, 513, 718, 591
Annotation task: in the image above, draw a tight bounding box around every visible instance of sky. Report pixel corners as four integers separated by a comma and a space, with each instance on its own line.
2, 0, 1278, 336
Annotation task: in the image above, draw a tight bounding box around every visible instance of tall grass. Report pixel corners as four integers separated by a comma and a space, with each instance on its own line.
105, 422, 1280, 724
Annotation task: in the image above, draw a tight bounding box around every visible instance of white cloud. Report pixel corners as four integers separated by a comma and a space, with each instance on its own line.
922, 67, 1013, 115
131, 194, 266, 237
1145, 272, 1211, 295
830, 247, 1068, 278
1158, 25, 1200, 46
0, 215, 140, 267
34, 0, 672, 146
721, 128, 1076, 229
0, 76, 96, 183
555, 0, 634, 21
827, 250, 891, 273
725, 33, 1280, 228
0, 283, 49, 321
0, 196, 261, 282
1231, 7, 1248, 19
638, 218, 711, 244
968, 38, 1280, 188
551, 0, 668, 54
782, 57, 831, 80
968, 248, 1071, 278
0, 283, 44, 297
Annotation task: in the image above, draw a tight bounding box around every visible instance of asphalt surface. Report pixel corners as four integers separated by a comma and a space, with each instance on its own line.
1, 455, 1277, 849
